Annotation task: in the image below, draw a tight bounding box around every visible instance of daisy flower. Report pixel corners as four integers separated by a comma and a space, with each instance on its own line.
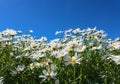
111, 55, 120, 65
65, 53, 82, 65
39, 70, 57, 81
15, 65, 25, 72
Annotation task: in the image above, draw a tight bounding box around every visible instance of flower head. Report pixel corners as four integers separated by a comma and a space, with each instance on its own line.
111, 55, 120, 65
39, 70, 57, 81
65, 53, 82, 65
2, 29, 16, 36
15, 65, 25, 72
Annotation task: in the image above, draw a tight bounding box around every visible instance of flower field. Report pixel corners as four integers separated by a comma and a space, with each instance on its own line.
0, 28, 120, 84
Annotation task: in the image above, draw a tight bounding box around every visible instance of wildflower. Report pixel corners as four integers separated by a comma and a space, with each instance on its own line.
15, 65, 25, 72
40, 37, 47, 42
111, 42, 120, 50
111, 43, 116, 47
67, 47, 74, 51
2, 28, 16, 36
55, 31, 63, 35
49, 39, 60, 49
40, 61, 48, 67
30, 43, 38, 49
66, 39, 80, 51
29, 30, 33, 33
30, 63, 35, 69
17, 30, 22, 34
73, 28, 81, 34
11, 65, 25, 76
86, 27, 96, 34
91, 45, 102, 50
10, 52, 14, 58
30, 62, 40, 69
35, 62, 41, 67
30, 52, 44, 60
55, 49, 68, 59
39, 70, 57, 81
46, 46, 53, 51
65, 53, 82, 65
30, 54, 40, 60
47, 59, 53, 65
74, 45, 86, 52
61, 38, 68, 43
46, 64, 57, 72
111, 55, 120, 65
115, 37, 120, 41
64, 29, 72, 37
65, 29, 72, 34
95, 30, 104, 35
102, 55, 111, 60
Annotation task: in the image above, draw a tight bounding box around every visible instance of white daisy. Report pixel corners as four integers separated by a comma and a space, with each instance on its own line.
29, 30, 33, 33
111, 55, 120, 65
65, 53, 82, 65
2, 28, 16, 36
15, 65, 25, 72
46, 64, 57, 72
39, 70, 57, 81
73, 28, 81, 34
55, 31, 63, 35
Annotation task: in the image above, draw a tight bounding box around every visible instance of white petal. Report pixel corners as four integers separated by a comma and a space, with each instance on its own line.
39, 75, 45, 78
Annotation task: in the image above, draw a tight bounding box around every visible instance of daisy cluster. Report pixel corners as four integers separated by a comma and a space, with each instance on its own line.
0, 27, 120, 84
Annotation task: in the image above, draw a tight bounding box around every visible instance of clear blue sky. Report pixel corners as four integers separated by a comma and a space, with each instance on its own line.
0, 0, 120, 40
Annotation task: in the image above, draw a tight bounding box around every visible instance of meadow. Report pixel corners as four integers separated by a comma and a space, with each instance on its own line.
0, 28, 120, 84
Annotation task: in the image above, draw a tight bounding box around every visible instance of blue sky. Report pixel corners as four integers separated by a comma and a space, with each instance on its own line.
0, 0, 120, 40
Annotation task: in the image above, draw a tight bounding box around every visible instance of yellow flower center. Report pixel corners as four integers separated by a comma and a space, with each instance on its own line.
60, 55, 64, 58
47, 48, 53, 51
112, 43, 116, 47
30, 63, 35, 69
41, 61, 47, 66
71, 57, 77, 63
48, 68, 52, 72
68, 47, 73, 51
74, 31, 79, 34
